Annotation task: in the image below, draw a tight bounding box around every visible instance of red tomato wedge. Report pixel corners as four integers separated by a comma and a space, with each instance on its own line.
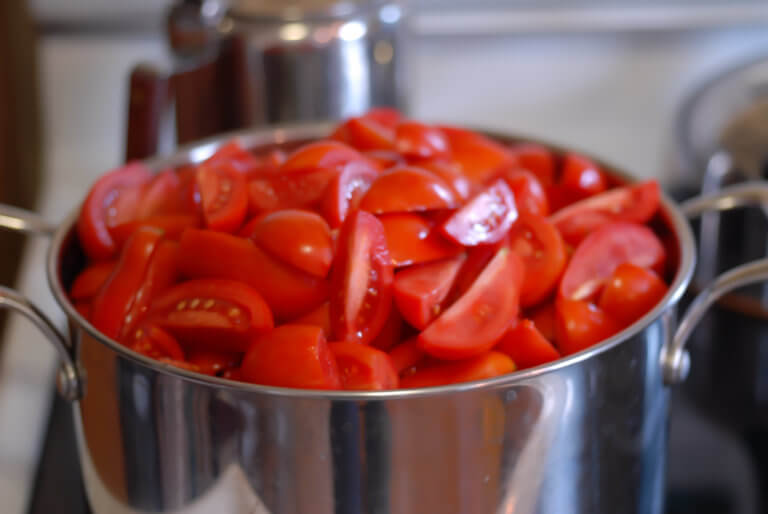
559, 153, 608, 201
197, 162, 248, 233
388, 338, 426, 374
417, 160, 473, 200
111, 214, 199, 247
379, 213, 463, 267
332, 116, 395, 151
248, 167, 340, 213
128, 325, 185, 361
78, 162, 152, 260
439, 126, 515, 184
364, 150, 403, 170
321, 160, 379, 228
280, 140, 366, 173
507, 214, 567, 307
441, 179, 518, 246
549, 181, 661, 246
598, 263, 668, 326
508, 143, 556, 187
365, 107, 401, 128
205, 141, 261, 176
135, 169, 183, 218
447, 241, 505, 302
178, 229, 329, 320
330, 342, 399, 390
495, 319, 560, 369
528, 301, 557, 343
90, 227, 163, 339
393, 255, 465, 330
241, 325, 341, 389
400, 351, 515, 388
330, 211, 394, 345
187, 349, 240, 376
559, 222, 666, 301
496, 168, 549, 217
292, 302, 331, 336
419, 246, 525, 360
360, 166, 457, 214
147, 279, 273, 352
69, 260, 117, 300
370, 307, 404, 351
395, 121, 450, 159
248, 209, 333, 278
556, 299, 620, 355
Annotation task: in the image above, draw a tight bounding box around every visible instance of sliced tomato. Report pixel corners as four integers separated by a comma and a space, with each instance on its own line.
549, 181, 661, 246
495, 168, 548, 217
330, 211, 394, 345
364, 150, 403, 170
69, 260, 117, 301
393, 255, 464, 330
559, 153, 608, 202
77, 162, 152, 259
416, 159, 473, 200
241, 325, 340, 389
507, 214, 567, 307
370, 307, 403, 351
331, 116, 395, 151
441, 179, 518, 246
400, 351, 515, 388
90, 226, 163, 339
248, 167, 340, 213
147, 279, 273, 352
598, 262, 668, 326
111, 214, 199, 247
446, 240, 506, 304
197, 161, 248, 232
135, 169, 183, 218
495, 319, 560, 369
330, 342, 399, 390
280, 140, 366, 174
379, 213, 463, 267
205, 141, 261, 176
509, 143, 556, 186
559, 222, 666, 301
364, 107, 401, 128
321, 160, 379, 228
394, 121, 450, 159
528, 301, 557, 343
128, 325, 185, 361
178, 229, 329, 319
419, 246, 524, 360
388, 338, 426, 374
439, 126, 515, 183
556, 299, 620, 355
359, 166, 457, 214
186, 349, 241, 376
248, 209, 333, 278
292, 302, 331, 337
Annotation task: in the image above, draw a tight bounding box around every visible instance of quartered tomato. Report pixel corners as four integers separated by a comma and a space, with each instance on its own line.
439, 126, 515, 183
78, 162, 152, 259
321, 160, 379, 228
147, 278, 273, 352
197, 161, 248, 232
178, 229, 329, 320
419, 246, 524, 360
248, 209, 333, 278
495, 168, 548, 217
441, 179, 518, 246
69, 260, 117, 300
556, 299, 620, 355
598, 263, 668, 326
559, 153, 608, 202
187, 349, 241, 376
417, 160, 472, 200
370, 307, 404, 351
400, 351, 515, 388
388, 338, 426, 374
495, 319, 560, 369
111, 214, 199, 247
393, 255, 464, 330
549, 180, 661, 246
446, 240, 506, 304
507, 214, 566, 307
508, 143, 556, 187
379, 213, 463, 267
528, 301, 557, 343
559, 222, 666, 301
359, 166, 457, 214
330, 342, 399, 390
395, 121, 450, 159
135, 169, 184, 219
204, 141, 261, 176
330, 211, 394, 345
280, 140, 366, 174
128, 325, 185, 361
364, 150, 403, 170
292, 302, 331, 336
241, 325, 340, 389
332, 116, 395, 151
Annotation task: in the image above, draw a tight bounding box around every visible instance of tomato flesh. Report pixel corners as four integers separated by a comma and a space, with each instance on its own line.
509, 143, 556, 187
129, 325, 185, 361
70, 260, 117, 301
496, 168, 548, 217
380, 213, 462, 268
197, 162, 248, 233
395, 121, 450, 159
400, 351, 515, 388
388, 338, 426, 374
439, 126, 515, 183
393, 255, 464, 330
495, 319, 560, 369
360, 166, 457, 214
559, 153, 608, 202
187, 349, 240, 376
598, 263, 668, 326
441, 179, 518, 246
321, 160, 379, 228
330, 342, 399, 390
292, 302, 332, 337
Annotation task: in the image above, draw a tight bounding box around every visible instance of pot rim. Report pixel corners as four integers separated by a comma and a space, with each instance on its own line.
47, 122, 696, 400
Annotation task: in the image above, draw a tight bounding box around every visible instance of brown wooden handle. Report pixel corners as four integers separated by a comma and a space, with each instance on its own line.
125, 64, 170, 162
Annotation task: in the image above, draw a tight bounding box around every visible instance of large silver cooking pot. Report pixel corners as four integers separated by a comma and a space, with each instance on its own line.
2, 124, 768, 514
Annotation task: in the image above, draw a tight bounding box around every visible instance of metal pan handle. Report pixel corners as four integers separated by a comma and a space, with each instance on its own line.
661, 181, 768, 385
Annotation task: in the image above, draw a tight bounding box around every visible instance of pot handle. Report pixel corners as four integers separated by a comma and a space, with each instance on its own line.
661, 181, 768, 385
0, 203, 56, 236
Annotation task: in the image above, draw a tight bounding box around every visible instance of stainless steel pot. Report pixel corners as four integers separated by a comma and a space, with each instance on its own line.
3, 125, 768, 514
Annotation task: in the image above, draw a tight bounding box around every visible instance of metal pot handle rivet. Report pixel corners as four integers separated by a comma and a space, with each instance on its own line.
662, 182, 768, 385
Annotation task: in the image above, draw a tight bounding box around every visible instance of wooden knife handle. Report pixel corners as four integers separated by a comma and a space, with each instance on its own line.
125, 63, 170, 162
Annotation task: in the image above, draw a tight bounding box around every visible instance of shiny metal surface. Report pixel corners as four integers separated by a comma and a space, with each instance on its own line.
0, 203, 56, 236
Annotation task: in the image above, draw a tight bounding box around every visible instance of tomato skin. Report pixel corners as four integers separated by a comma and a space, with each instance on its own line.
364, 150, 403, 170
441, 179, 518, 246
330, 211, 394, 345
395, 121, 450, 159
197, 162, 248, 233
400, 351, 515, 388
186, 349, 240, 376
249, 209, 333, 278
69, 260, 117, 301
388, 338, 426, 374
178, 229, 329, 320
128, 325, 185, 361
509, 143, 556, 187
332, 117, 395, 151
379, 213, 463, 268
78, 162, 152, 260
248, 167, 339, 213
281, 140, 365, 173
241, 325, 341, 389
549, 180, 661, 246
496, 168, 549, 217
330, 342, 399, 390
321, 160, 379, 228
292, 302, 331, 336
419, 246, 525, 360
556, 299, 621, 355
439, 126, 515, 184
598, 263, 668, 326
417, 160, 473, 200
495, 319, 560, 369
507, 214, 567, 307
559, 153, 608, 201
205, 141, 261, 176
360, 166, 457, 214
111, 214, 200, 247
90, 227, 164, 339
559, 222, 666, 301
528, 301, 557, 343
370, 307, 403, 351
393, 255, 464, 330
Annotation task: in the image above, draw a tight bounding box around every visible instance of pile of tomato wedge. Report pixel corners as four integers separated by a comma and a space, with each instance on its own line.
69, 108, 671, 390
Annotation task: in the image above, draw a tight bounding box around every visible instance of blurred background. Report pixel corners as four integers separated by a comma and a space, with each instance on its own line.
3, 1, 768, 513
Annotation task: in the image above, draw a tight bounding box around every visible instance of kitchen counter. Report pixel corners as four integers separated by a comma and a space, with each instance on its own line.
3, 23, 768, 513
